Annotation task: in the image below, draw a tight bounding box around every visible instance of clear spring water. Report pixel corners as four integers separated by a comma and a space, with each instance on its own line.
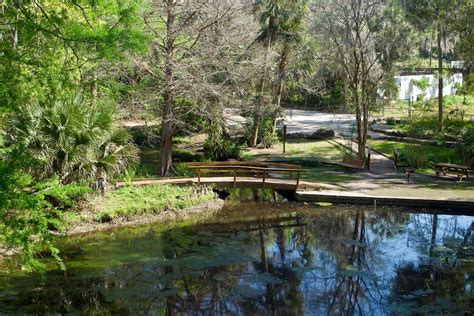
0, 203, 473, 315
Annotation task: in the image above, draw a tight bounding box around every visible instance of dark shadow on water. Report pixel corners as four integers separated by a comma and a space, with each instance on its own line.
0, 204, 473, 314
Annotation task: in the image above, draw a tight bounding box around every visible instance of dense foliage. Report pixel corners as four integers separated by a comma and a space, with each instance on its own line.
0, 160, 90, 271
0, 0, 146, 271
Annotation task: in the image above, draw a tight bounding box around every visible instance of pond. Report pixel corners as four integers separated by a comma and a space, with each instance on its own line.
0, 203, 473, 315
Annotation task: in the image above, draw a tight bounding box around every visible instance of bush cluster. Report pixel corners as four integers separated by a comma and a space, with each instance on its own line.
203, 137, 241, 161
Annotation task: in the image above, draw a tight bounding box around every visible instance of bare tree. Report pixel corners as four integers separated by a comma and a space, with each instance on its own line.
313, 0, 410, 160
135, 0, 257, 175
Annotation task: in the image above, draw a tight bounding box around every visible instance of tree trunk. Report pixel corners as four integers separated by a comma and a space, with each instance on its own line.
272, 43, 290, 134
437, 24, 443, 131
159, 0, 176, 176
259, 229, 269, 273
250, 111, 260, 147
160, 103, 173, 176
250, 16, 274, 147
361, 81, 369, 161
353, 84, 366, 161
429, 34, 432, 68
343, 77, 349, 113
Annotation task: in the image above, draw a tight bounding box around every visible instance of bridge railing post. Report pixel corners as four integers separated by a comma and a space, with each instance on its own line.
233, 169, 236, 188
198, 169, 201, 184
296, 171, 300, 188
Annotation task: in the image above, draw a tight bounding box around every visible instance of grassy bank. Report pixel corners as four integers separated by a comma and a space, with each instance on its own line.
67, 185, 219, 234
1, 184, 220, 272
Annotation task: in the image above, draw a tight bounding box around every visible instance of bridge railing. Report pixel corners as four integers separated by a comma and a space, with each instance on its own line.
186, 161, 307, 188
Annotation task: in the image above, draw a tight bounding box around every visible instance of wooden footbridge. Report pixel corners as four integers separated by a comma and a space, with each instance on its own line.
115, 161, 326, 191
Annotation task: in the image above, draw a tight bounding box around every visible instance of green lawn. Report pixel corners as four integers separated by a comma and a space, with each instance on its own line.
243, 140, 359, 183
368, 139, 462, 171
115, 138, 472, 200
243, 139, 344, 161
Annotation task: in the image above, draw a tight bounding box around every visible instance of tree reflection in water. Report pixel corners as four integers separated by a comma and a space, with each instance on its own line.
0, 205, 472, 315
390, 214, 474, 314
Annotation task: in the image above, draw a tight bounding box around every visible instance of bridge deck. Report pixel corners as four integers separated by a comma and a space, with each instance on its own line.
115, 176, 327, 191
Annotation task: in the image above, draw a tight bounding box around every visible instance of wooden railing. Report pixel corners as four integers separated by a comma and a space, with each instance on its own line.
186, 161, 307, 189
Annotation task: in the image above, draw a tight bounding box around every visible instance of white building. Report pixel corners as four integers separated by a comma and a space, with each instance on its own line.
395, 73, 463, 101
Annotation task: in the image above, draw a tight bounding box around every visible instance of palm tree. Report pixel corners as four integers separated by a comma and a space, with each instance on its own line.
250, 0, 309, 145
9, 95, 138, 184
272, 0, 309, 133
250, 0, 281, 147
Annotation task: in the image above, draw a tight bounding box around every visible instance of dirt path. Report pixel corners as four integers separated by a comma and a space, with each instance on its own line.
225, 108, 387, 139
332, 138, 395, 175
369, 150, 395, 175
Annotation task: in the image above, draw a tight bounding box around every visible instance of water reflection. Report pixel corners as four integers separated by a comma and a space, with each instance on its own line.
0, 204, 473, 315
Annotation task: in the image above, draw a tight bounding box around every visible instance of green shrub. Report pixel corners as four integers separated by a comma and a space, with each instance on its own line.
386, 117, 397, 125
399, 145, 430, 168
9, 95, 139, 183
173, 136, 191, 144
261, 132, 280, 149
458, 126, 474, 166
96, 212, 113, 223
397, 143, 461, 168
134, 163, 156, 178
243, 108, 281, 148
287, 158, 322, 168
174, 162, 194, 177
412, 77, 430, 101
461, 73, 474, 96
128, 126, 160, 148
203, 137, 241, 161
173, 148, 203, 162
0, 170, 86, 272
40, 180, 91, 209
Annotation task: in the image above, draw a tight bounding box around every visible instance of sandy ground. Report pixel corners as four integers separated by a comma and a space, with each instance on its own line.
225, 108, 383, 138
123, 108, 383, 140
121, 119, 160, 127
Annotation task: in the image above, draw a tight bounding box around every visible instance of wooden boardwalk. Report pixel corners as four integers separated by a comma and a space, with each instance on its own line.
295, 190, 474, 211
114, 162, 331, 191
115, 176, 327, 191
